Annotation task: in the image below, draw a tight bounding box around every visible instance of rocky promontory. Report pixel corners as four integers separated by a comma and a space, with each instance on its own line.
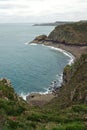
31, 21, 87, 46
30, 35, 48, 43
30, 21, 87, 58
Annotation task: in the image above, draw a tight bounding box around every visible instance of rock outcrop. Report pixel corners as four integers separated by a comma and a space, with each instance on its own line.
26, 93, 55, 106
30, 35, 48, 43
0, 78, 11, 87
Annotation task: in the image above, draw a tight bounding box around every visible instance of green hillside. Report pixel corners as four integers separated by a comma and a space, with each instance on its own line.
48, 22, 87, 45
0, 54, 87, 130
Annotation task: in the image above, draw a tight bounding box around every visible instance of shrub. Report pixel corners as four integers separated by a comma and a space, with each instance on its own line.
7, 120, 19, 130
27, 113, 41, 122
29, 122, 36, 128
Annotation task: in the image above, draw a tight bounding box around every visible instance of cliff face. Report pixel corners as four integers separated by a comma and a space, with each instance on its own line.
48, 54, 87, 108
48, 22, 87, 45
63, 54, 87, 103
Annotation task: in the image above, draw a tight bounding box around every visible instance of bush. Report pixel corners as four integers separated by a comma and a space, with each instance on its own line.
27, 113, 41, 122
29, 122, 36, 128
7, 120, 19, 130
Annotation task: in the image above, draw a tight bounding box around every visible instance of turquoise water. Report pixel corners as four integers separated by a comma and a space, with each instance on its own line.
0, 23, 72, 96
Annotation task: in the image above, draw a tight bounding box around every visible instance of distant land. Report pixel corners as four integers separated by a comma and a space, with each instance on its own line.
33, 21, 73, 26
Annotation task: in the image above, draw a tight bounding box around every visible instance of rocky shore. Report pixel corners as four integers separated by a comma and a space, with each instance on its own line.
27, 39, 87, 106
30, 34, 87, 59
27, 21, 87, 106
26, 41, 85, 105
26, 36, 87, 106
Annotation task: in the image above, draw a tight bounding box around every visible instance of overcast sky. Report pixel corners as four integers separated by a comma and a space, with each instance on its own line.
0, 0, 87, 23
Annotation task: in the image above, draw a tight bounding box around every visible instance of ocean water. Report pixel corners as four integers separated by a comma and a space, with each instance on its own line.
0, 23, 73, 97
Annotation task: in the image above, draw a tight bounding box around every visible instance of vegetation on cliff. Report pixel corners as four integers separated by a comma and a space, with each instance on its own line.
48, 21, 87, 45
0, 54, 87, 130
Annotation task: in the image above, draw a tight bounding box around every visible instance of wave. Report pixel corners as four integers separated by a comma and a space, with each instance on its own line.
41, 44, 45, 47
20, 89, 51, 100
56, 73, 63, 86
26, 43, 74, 65
20, 73, 63, 100
24, 42, 38, 46
29, 43, 37, 46
46, 45, 75, 65
24, 42, 29, 45
20, 93, 28, 100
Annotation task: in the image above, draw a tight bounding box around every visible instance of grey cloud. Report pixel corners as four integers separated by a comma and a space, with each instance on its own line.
0, 0, 13, 2
0, 5, 13, 9
0, 4, 29, 9
0, 0, 87, 23
0, 12, 87, 23
79, 0, 87, 2
26, 0, 46, 1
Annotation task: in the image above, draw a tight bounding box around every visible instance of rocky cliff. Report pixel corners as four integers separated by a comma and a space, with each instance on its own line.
48, 54, 87, 108
63, 54, 87, 103
48, 21, 87, 45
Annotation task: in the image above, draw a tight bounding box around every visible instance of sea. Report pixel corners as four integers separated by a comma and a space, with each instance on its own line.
0, 23, 74, 99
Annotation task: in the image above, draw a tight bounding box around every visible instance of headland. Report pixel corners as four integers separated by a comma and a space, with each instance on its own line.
27, 21, 87, 106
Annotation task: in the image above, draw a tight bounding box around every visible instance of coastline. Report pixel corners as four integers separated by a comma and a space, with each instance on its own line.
34, 41, 87, 59
26, 41, 80, 106
26, 41, 87, 106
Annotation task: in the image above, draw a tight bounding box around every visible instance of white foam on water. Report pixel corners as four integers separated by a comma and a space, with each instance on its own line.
41, 44, 45, 47
56, 73, 63, 85
42, 88, 51, 94
24, 42, 38, 46
46, 45, 75, 65
24, 42, 29, 45
29, 43, 38, 46
20, 87, 52, 100
25, 43, 75, 66
20, 93, 29, 100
